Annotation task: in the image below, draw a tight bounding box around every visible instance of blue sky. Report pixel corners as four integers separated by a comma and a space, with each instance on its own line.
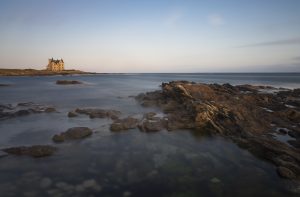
0, 0, 299, 72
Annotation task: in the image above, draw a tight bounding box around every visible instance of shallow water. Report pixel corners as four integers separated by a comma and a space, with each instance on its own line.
0, 73, 299, 197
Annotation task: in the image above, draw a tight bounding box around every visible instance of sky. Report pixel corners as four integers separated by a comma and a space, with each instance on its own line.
0, 0, 299, 72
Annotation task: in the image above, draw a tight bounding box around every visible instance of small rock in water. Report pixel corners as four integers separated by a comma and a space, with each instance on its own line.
40, 177, 52, 188
210, 177, 221, 183
3, 145, 57, 158
45, 107, 56, 112
75, 108, 121, 119
56, 80, 82, 85
68, 111, 78, 118
52, 127, 93, 142
110, 117, 139, 132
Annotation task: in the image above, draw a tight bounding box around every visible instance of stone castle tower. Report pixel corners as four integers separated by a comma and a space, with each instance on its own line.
47, 58, 64, 71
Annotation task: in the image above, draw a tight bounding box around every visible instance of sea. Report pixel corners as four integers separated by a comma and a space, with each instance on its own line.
0, 73, 299, 197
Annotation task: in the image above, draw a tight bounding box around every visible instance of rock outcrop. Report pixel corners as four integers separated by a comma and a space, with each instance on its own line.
136, 81, 300, 180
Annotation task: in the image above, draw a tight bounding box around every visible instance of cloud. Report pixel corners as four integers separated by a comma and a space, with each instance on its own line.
238, 37, 300, 48
208, 14, 225, 26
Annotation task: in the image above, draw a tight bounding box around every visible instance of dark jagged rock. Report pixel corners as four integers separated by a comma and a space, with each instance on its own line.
56, 80, 82, 85
52, 127, 93, 142
110, 117, 139, 131
3, 145, 57, 158
0, 102, 56, 120
136, 81, 300, 180
75, 108, 121, 119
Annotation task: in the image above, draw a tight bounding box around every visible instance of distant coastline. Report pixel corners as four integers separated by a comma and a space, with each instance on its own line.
0, 68, 96, 76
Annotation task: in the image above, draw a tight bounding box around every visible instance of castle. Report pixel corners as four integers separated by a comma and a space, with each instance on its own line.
47, 58, 64, 71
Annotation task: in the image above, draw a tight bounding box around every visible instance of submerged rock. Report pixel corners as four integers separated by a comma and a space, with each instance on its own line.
56, 80, 82, 85
52, 127, 93, 142
3, 145, 57, 158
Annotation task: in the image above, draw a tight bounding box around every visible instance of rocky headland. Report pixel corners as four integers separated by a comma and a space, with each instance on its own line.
0, 69, 94, 76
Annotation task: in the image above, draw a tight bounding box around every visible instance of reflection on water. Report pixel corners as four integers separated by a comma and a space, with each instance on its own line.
0, 73, 300, 197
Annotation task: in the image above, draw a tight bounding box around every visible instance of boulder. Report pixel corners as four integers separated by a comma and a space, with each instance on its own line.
52, 127, 93, 142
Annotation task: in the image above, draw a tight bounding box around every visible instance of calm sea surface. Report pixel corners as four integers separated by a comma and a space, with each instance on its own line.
0, 73, 299, 197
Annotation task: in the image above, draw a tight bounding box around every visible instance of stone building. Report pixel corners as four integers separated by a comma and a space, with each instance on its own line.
47, 58, 64, 71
